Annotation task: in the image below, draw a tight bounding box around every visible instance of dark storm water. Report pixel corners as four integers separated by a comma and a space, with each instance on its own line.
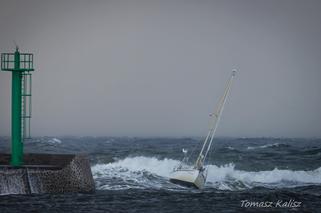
1, 137, 321, 212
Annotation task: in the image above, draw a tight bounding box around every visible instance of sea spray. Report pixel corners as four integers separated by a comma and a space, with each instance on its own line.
91, 156, 321, 190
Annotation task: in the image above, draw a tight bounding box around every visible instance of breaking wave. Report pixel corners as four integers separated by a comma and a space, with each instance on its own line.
247, 143, 289, 150
91, 156, 321, 191
47, 138, 62, 144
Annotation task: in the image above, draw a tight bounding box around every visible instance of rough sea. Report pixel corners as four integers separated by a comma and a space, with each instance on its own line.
0, 137, 321, 212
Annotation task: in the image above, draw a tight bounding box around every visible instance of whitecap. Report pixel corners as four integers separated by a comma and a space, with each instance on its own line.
47, 138, 62, 144
247, 143, 280, 150
91, 156, 321, 191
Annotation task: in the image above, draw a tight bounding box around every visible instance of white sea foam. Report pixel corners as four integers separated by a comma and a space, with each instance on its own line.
247, 143, 280, 150
47, 138, 62, 144
91, 156, 321, 191
226, 146, 235, 150
206, 164, 321, 187
92, 156, 178, 178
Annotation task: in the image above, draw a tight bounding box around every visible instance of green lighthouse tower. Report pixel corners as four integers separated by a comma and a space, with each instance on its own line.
1, 46, 34, 166
0, 46, 94, 194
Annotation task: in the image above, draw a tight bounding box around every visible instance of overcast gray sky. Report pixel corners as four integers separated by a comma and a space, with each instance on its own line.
0, 0, 321, 137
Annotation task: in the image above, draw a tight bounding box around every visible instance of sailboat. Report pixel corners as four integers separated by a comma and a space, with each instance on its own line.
169, 70, 236, 189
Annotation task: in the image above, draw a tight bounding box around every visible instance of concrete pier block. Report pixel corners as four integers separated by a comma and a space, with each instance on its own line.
0, 153, 95, 194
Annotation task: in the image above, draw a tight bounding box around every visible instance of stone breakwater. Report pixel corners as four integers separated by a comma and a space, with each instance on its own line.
0, 153, 95, 194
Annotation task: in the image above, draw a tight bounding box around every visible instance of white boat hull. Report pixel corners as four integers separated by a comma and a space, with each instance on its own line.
169, 168, 206, 189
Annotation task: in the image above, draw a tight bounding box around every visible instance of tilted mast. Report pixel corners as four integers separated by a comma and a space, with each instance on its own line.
194, 70, 236, 169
